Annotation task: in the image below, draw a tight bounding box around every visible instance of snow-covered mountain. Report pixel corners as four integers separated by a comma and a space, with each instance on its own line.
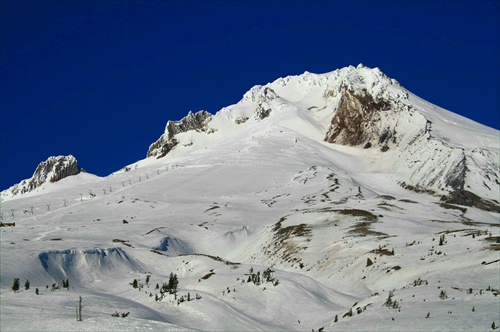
1, 65, 499, 331
144, 64, 499, 210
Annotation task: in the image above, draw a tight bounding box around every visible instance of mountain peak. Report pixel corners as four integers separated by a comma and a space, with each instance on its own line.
143, 65, 499, 211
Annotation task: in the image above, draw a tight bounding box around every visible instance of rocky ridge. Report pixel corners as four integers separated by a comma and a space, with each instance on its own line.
147, 110, 212, 158
2, 155, 84, 197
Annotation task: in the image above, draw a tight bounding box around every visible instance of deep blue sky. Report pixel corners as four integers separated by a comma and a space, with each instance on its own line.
1, 0, 499, 190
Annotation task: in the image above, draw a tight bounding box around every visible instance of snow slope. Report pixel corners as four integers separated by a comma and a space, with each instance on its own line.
1, 65, 499, 331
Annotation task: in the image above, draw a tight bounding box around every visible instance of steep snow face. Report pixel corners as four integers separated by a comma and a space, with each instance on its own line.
146, 65, 499, 209
1, 155, 84, 199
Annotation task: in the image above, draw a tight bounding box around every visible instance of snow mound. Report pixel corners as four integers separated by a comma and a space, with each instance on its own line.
152, 236, 194, 255
38, 247, 144, 284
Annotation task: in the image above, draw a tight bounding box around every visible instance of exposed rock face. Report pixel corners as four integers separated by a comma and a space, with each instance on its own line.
319, 66, 499, 210
35, 155, 83, 184
147, 110, 212, 158
441, 190, 500, 213
165, 110, 212, 140
323, 67, 412, 152
6, 155, 84, 196
325, 88, 392, 147
254, 87, 277, 120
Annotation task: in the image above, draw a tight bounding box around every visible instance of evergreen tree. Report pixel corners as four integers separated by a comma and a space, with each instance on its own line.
24, 279, 30, 290
35, 288, 39, 295
439, 234, 446, 246
167, 273, 178, 294
12, 278, 20, 292
62, 279, 69, 289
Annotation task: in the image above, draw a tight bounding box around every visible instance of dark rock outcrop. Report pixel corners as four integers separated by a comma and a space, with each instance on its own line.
255, 87, 277, 120
165, 110, 212, 140
324, 88, 392, 147
441, 190, 500, 213
147, 111, 212, 158
6, 155, 84, 196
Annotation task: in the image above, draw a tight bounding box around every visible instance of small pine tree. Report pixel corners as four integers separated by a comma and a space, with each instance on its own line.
35, 288, 39, 295
167, 273, 179, 294
384, 291, 395, 307
132, 279, 138, 289
366, 257, 374, 267
472, 306, 475, 312
24, 279, 30, 290
492, 322, 496, 330
62, 279, 69, 289
12, 278, 20, 292
334, 314, 338, 322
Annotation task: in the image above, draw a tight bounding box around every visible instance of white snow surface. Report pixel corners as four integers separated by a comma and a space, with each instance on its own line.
1, 65, 499, 331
